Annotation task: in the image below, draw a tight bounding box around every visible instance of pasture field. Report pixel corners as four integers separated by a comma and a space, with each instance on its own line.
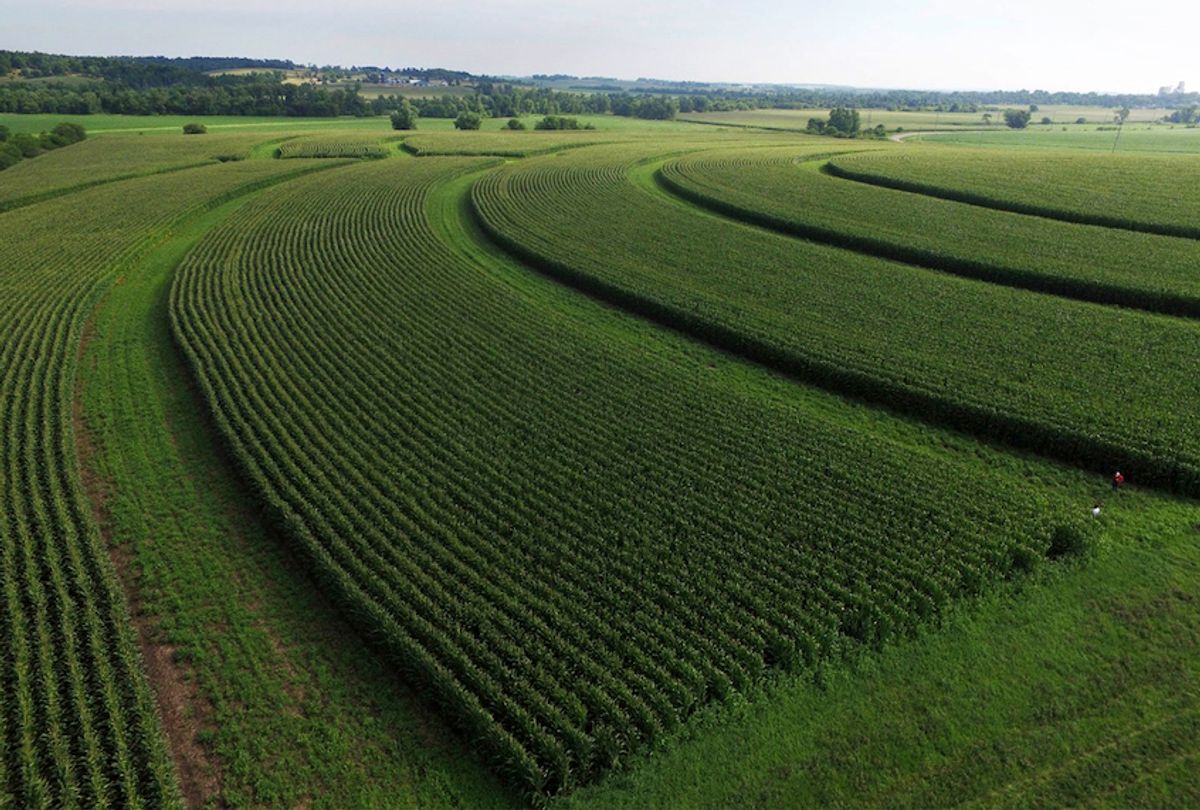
826, 146, 1200, 238
0, 113, 1198, 808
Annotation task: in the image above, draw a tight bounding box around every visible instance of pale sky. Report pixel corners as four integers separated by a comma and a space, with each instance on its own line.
7, 0, 1199, 93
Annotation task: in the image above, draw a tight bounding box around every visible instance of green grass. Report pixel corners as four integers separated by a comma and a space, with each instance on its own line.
75, 180, 516, 809
566, 498, 1200, 808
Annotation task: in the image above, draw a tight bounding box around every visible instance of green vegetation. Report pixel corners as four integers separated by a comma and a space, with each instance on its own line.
0, 119, 85, 171
568, 505, 1200, 807
0, 157, 315, 808
657, 146, 1200, 315
181, 122, 207, 134
276, 137, 391, 159
390, 99, 417, 130
915, 125, 1200, 153
3, 102, 1199, 809
535, 115, 593, 130
827, 147, 1200, 238
1003, 109, 1032, 128
74, 179, 515, 808
168, 156, 1091, 800
0, 131, 272, 213
454, 110, 484, 130
472, 143, 1200, 494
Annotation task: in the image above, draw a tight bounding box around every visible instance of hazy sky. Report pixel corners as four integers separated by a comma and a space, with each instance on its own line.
8, 0, 1198, 93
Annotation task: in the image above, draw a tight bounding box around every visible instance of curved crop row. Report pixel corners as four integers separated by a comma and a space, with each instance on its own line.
0, 158, 323, 808
656, 146, 1200, 317
825, 148, 1200, 239
399, 131, 613, 158
0, 132, 271, 214
471, 143, 1200, 494
171, 155, 1073, 800
277, 138, 391, 159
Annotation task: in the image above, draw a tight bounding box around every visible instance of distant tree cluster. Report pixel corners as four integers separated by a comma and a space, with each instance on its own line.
0, 50, 295, 87
0, 78, 370, 117
1003, 109, 1032, 128
1167, 105, 1200, 124
805, 108, 886, 139
533, 115, 594, 130
0, 121, 86, 171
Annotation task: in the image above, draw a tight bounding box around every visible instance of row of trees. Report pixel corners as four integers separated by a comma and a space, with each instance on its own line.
376, 85, 682, 120
0, 80, 371, 117
805, 108, 887, 138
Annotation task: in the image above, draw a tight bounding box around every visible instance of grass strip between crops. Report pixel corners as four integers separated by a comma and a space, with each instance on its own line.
74, 174, 515, 808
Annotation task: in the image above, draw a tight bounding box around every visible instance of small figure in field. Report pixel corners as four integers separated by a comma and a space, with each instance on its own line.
1092, 503, 1102, 519
1112, 471, 1125, 491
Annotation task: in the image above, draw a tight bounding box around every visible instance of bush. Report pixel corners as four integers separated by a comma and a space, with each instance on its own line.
0, 124, 9, 143
0, 141, 22, 170
1040, 116, 1053, 125
1003, 109, 1032, 129
50, 122, 86, 145
1048, 524, 1092, 558
534, 115, 581, 131
182, 123, 208, 135
454, 111, 483, 130
390, 100, 417, 130
1075, 117, 1087, 124
11, 132, 40, 157
506, 118, 526, 130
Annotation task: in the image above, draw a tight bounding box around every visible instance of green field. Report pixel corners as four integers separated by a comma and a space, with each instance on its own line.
1, 113, 1198, 808
913, 124, 1200, 153
678, 105, 1173, 132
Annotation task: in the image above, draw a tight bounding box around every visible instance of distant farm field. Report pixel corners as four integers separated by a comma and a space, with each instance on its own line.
1, 112, 1197, 808
678, 105, 1173, 132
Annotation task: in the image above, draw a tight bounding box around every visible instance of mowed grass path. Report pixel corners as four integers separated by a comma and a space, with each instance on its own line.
73, 165, 516, 807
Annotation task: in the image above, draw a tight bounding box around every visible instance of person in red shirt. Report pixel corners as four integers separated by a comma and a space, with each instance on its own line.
1112, 471, 1125, 491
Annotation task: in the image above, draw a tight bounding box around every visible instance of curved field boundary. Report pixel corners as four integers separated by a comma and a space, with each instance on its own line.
825, 159, 1200, 241
470, 149, 1200, 497
0, 157, 350, 809
655, 160, 1200, 319
170, 156, 1071, 801
469, 187, 1194, 495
